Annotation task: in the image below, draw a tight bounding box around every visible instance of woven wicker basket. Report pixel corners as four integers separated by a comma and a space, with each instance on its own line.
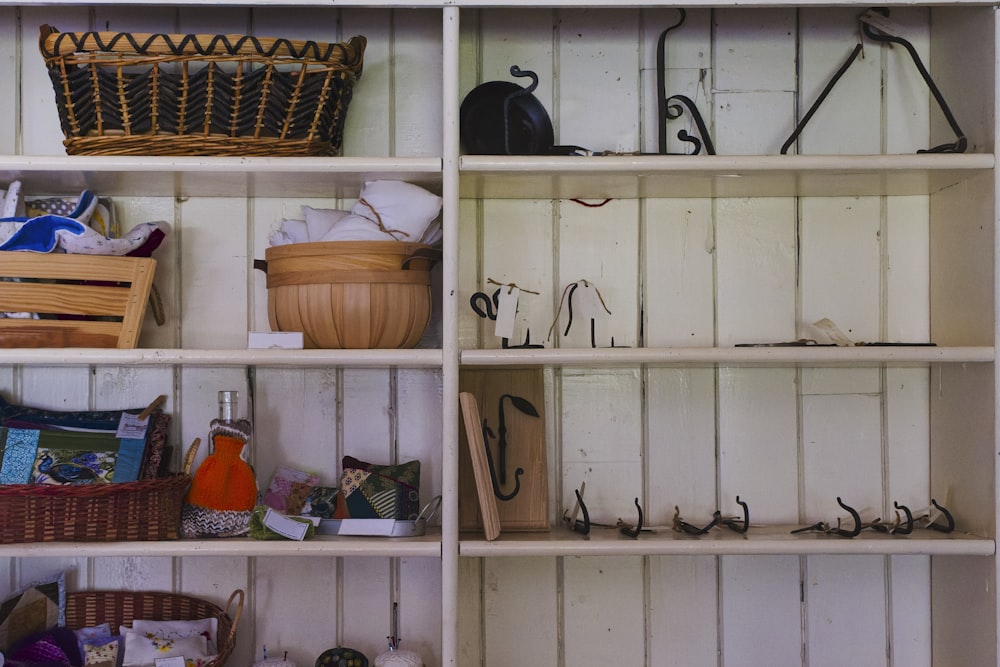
38, 25, 366, 156
0, 474, 190, 544
66, 589, 243, 667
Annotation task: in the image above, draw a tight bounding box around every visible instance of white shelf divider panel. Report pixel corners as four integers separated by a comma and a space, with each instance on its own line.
0, 348, 443, 368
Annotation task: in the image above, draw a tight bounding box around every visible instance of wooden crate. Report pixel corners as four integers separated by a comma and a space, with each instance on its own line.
0, 253, 155, 348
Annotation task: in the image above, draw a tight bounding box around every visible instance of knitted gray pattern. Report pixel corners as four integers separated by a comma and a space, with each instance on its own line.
181, 504, 252, 538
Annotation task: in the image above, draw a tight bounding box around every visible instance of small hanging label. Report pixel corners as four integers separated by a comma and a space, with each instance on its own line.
859, 10, 903, 38
494, 286, 520, 340
116, 413, 149, 439
571, 281, 611, 323
263, 508, 310, 541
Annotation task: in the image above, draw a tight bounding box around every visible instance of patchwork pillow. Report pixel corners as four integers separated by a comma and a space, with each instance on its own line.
261, 466, 319, 514
332, 456, 420, 521
0, 573, 65, 652
304, 485, 339, 518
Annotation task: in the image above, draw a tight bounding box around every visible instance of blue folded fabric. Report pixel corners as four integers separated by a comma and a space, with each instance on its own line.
0, 215, 86, 253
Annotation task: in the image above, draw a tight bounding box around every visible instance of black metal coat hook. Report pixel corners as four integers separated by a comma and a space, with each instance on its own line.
673, 506, 721, 535
665, 94, 717, 155
618, 498, 644, 539
831, 497, 862, 537
480, 418, 523, 501
926, 498, 955, 533
892, 501, 914, 535
496, 393, 540, 486
721, 496, 750, 533
571, 488, 591, 535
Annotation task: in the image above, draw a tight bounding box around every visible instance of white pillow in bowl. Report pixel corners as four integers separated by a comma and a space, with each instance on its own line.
351, 180, 441, 242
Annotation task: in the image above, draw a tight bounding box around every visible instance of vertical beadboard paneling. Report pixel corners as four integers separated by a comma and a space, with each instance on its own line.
391, 10, 443, 157
0, 7, 16, 154
555, 8, 639, 153
483, 558, 558, 665
456, 557, 484, 665
648, 556, 719, 667
563, 556, 645, 666
805, 556, 888, 667
720, 556, 802, 667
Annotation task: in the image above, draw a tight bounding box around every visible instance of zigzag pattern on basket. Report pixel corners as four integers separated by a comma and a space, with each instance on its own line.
42, 29, 362, 62
48, 63, 356, 142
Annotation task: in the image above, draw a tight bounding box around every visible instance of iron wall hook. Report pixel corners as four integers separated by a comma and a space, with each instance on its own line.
571, 488, 591, 535
831, 496, 862, 537
673, 506, 721, 535
665, 94, 717, 155
618, 497, 644, 538
892, 501, 914, 535
481, 418, 523, 501
926, 498, 955, 533
721, 496, 750, 533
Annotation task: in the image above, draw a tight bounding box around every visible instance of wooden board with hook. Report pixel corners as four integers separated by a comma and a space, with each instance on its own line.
459, 368, 549, 532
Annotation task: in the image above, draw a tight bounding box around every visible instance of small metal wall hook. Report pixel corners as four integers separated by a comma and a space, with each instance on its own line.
618, 498, 644, 539
721, 496, 750, 533
892, 501, 914, 535
568, 487, 591, 535
481, 418, 523, 501
831, 497, 862, 537
673, 506, 721, 535
926, 499, 955, 533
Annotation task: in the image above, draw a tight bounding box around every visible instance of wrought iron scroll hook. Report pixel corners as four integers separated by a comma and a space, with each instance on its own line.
504, 66, 542, 156
721, 495, 750, 533
892, 501, 914, 535
496, 393, 539, 486
656, 9, 688, 154
481, 418, 523, 501
665, 94, 717, 155
926, 498, 955, 533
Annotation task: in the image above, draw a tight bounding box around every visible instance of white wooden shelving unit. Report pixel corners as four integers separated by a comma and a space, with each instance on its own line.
0, 1, 996, 665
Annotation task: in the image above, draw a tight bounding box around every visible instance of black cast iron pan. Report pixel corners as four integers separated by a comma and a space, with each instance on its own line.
461, 65, 554, 155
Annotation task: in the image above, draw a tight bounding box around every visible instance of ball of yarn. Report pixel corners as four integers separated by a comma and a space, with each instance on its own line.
373, 650, 422, 667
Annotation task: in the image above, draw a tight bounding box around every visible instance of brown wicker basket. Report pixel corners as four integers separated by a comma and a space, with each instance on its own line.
0, 474, 190, 544
66, 589, 243, 667
38, 25, 366, 157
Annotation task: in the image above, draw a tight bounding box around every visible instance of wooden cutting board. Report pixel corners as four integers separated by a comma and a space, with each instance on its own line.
459, 368, 549, 532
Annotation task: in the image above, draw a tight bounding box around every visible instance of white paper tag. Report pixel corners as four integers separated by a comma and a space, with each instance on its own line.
859, 10, 904, 38
155, 657, 186, 667
116, 413, 149, 439
493, 286, 520, 340
570, 282, 610, 322
263, 508, 310, 541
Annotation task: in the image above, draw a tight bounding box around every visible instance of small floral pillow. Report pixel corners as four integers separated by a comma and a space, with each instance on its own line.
121, 631, 212, 667
82, 636, 122, 667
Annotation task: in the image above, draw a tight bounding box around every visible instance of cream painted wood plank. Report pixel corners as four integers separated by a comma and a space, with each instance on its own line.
253, 556, 338, 666
563, 556, 645, 666
719, 555, 802, 667
886, 196, 930, 343
714, 91, 796, 156
800, 197, 881, 343
889, 555, 930, 667
254, 368, 339, 485
340, 10, 392, 157
91, 5, 178, 31
390, 11, 444, 157
647, 555, 719, 667
796, 9, 881, 155
483, 558, 557, 665
178, 197, 249, 349
932, 556, 997, 666
19, 368, 91, 410
479, 199, 555, 350
399, 557, 442, 663
556, 9, 640, 153
0, 8, 15, 155
343, 557, 393, 658
456, 557, 483, 665
91, 557, 174, 591
458, 198, 481, 348
715, 197, 796, 345
799, 368, 880, 396
646, 368, 717, 521
718, 368, 799, 524
178, 369, 249, 472
175, 7, 250, 33
643, 199, 715, 347
561, 369, 642, 526
802, 394, 883, 522
398, 369, 444, 501
555, 199, 640, 349
805, 555, 887, 667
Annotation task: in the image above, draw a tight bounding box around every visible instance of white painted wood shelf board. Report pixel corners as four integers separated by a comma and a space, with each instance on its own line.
460, 346, 994, 367
460, 154, 994, 199
0, 156, 442, 199
0, 348, 443, 368
460, 526, 995, 557
0, 533, 442, 558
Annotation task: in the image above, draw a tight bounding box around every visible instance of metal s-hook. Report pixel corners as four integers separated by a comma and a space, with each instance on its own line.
618, 498, 644, 539
665, 94, 717, 155
569, 487, 591, 535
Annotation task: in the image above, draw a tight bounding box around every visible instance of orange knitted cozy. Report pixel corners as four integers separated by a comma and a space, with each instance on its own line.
185, 435, 257, 511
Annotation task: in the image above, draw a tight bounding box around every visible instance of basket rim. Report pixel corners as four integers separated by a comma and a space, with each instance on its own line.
40, 24, 366, 66
0, 473, 191, 498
